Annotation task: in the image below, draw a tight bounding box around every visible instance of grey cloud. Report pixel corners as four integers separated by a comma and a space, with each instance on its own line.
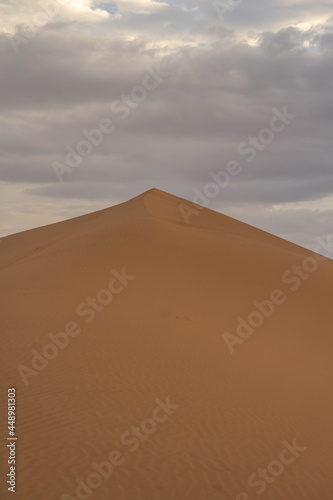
1, 1, 333, 251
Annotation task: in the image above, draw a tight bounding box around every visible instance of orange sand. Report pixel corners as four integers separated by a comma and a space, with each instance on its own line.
0, 189, 332, 499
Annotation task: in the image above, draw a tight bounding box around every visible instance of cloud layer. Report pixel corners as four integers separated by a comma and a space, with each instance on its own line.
0, 0, 332, 251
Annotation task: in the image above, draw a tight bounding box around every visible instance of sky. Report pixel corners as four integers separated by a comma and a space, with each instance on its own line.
0, 0, 333, 252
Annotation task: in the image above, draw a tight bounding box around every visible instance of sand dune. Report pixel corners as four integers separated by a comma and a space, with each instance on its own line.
1, 188, 332, 499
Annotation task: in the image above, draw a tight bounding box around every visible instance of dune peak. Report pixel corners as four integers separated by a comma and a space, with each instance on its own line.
1, 187, 333, 500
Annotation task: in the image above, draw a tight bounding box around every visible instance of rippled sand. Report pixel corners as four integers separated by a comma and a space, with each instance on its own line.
1, 189, 332, 499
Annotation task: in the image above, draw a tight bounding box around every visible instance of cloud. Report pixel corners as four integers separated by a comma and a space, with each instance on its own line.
0, 0, 332, 250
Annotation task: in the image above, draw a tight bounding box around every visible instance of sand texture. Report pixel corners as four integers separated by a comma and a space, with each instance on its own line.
1, 189, 332, 500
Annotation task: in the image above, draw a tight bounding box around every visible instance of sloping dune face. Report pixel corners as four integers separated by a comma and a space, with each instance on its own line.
1, 189, 332, 500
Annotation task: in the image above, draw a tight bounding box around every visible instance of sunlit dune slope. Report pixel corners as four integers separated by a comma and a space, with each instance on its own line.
1, 189, 332, 500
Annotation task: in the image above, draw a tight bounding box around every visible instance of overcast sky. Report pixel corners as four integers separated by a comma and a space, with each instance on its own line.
0, 0, 332, 251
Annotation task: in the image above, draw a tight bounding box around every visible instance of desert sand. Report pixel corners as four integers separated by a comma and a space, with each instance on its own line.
0, 188, 332, 499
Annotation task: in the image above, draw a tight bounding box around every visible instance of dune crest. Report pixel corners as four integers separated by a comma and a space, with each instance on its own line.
1, 189, 333, 500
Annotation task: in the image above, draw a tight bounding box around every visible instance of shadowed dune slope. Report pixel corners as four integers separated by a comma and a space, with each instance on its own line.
1, 188, 332, 500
